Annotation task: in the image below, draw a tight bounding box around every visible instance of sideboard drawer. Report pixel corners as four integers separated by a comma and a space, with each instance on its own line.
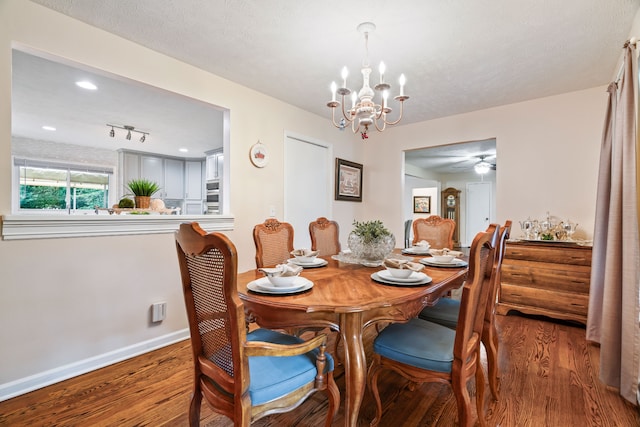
497, 241, 592, 324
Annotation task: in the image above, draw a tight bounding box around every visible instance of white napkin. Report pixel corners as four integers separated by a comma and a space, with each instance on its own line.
383, 258, 425, 272
259, 263, 303, 277
290, 248, 319, 257
429, 248, 464, 257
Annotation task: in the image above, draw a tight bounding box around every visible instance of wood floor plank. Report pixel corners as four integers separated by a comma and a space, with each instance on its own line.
1, 314, 638, 426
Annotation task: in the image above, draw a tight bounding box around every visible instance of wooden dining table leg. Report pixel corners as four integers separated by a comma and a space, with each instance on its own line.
339, 311, 366, 427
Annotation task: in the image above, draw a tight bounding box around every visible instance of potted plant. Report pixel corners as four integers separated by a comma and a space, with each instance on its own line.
127, 178, 160, 209
348, 220, 395, 266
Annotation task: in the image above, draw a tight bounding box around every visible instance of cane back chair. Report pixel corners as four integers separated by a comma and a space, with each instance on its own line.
309, 217, 341, 256
175, 222, 339, 426
412, 215, 456, 249
253, 218, 294, 268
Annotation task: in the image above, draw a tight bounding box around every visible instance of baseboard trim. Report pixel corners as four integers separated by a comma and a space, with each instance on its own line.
0, 328, 190, 402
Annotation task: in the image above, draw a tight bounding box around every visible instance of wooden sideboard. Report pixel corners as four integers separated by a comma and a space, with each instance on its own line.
496, 240, 592, 324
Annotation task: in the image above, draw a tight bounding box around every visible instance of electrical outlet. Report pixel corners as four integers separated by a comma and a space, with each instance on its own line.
151, 302, 166, 322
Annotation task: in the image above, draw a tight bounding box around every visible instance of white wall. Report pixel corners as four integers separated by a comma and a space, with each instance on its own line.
365, 87, 605, 244
0, 1, 362, 398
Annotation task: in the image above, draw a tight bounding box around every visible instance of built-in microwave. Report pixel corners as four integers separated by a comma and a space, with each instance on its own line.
205, 180, 220, 214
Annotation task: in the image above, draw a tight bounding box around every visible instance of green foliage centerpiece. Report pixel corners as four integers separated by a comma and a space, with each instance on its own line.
127, 178, 160, 209
348, 220, 395, 266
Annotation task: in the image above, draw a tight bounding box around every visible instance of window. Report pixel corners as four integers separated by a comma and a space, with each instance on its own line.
14, 158, 111, 213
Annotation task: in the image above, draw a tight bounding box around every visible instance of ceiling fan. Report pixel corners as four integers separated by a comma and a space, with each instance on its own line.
473, 155, 496, 174
448, 154, 496, 172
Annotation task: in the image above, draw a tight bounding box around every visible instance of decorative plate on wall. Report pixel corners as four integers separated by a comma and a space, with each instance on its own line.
249, 141, 269, 168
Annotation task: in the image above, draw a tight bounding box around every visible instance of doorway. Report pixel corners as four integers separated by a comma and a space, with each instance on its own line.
284, 133, 332, 249
403, 139, 496, 247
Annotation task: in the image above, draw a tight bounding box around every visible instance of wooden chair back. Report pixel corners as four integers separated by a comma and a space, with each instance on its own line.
309, 217, 341, 256
253, 218, 294, 268
368, 225, 498, 427
176, 222, 340, 426
175, 222, 248, 425
412, 215, 456, 248
455, 224, 499, 364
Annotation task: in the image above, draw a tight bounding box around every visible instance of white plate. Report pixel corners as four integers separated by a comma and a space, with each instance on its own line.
287, 258, 328, 268
420, 258, 468, 267
370, 272, 432, 286
377, 270, 428, 283
248, 277, 312, 293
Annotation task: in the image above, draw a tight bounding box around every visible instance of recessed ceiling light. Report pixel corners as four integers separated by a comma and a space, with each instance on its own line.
76, 81, 97, 90
179, 148, 188, 153
42, 126, 56, 131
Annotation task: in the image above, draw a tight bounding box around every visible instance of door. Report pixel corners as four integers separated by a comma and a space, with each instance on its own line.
284, 134, 331, 249
466, 182, 492, 246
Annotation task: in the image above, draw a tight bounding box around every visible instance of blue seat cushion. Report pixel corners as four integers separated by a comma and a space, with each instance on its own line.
373, 318, 455, 373
418, 298, 461, 329
247, 328, 334, 405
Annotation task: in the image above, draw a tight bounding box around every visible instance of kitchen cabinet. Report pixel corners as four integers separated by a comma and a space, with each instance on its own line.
163, 158, 185, 199
185, 161, 204, 200
496, 240, 592, 324
119, 150, 205, 212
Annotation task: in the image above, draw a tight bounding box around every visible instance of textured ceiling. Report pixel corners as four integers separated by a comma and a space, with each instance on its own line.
19, 0, 640, 167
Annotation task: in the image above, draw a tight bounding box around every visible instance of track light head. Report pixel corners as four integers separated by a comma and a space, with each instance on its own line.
140, 134, 146, 143
109, 127, 115, 137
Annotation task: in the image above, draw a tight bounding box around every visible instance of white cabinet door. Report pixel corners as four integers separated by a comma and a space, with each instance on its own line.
121, 152, 140, 196
140, 155, 164, 196
184, 201, 203, 215
164, 158, 185, 199
185, 161, 203, 200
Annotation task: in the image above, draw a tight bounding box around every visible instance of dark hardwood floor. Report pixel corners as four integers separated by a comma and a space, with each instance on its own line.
1, 313, 638, 426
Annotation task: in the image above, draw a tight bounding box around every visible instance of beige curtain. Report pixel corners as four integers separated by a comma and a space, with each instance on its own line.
587, 40, 640, 404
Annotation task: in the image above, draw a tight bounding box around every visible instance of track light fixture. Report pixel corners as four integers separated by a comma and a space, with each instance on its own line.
107, 124, 149, 143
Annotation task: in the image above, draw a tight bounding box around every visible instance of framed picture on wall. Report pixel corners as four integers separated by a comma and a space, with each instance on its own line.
335, 158, 363, 202
413, 196, 431, 213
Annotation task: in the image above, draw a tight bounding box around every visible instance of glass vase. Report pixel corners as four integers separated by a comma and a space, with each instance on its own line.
348, 233, 395, 266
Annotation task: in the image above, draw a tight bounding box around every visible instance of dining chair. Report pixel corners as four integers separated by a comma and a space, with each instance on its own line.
412, 215, 456, 248
404, 219, 413, 248
253, 218, 295, 268
175, 222, 340, 427
418, 220, 511, 399
309, 217, 341, 256
367, 225, 499, 427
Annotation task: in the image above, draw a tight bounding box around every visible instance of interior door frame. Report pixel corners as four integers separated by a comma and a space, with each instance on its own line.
283, 131, 333, 248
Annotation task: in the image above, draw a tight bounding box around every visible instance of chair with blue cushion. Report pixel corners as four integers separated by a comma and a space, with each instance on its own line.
418, 220, 511, 399
367, 225, 499, 427
175, 222, 339, 427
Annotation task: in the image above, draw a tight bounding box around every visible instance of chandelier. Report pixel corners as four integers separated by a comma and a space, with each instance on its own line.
327, 22, 409, 140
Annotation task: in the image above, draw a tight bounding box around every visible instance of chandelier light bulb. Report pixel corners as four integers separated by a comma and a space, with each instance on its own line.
351, 92, 358, 108
330, 81, 337, 102
399, 74, 406, 96
341, 67, 349, 88
379, 61, 386, 83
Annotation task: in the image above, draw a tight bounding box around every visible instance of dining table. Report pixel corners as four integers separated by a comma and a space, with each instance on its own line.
237, 253, 468, 427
